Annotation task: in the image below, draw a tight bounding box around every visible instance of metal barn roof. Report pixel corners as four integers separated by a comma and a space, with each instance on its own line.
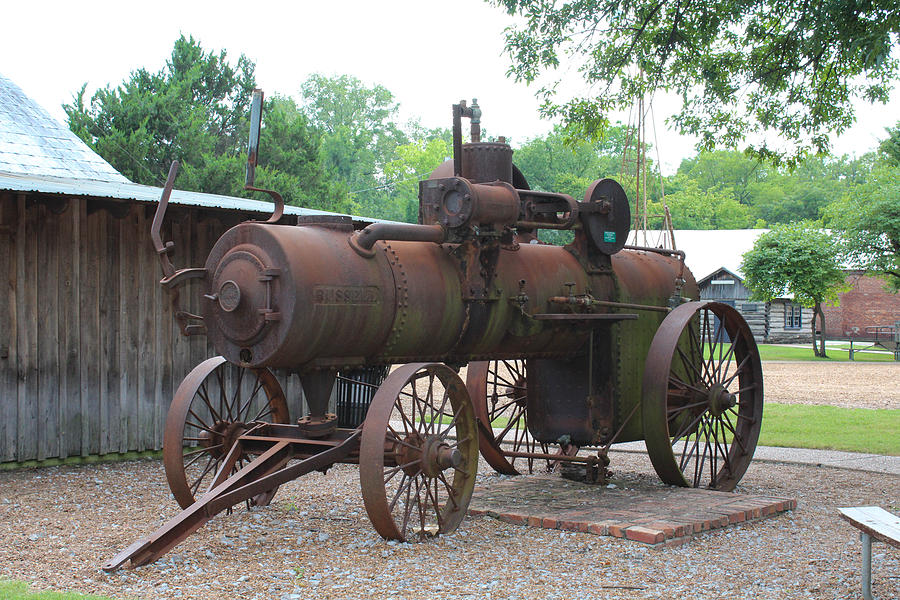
0, 72, 129, 182
0, 170, 360, 220
0, 72, 375, 222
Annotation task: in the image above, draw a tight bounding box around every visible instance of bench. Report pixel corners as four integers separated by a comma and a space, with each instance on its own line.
839, 506, 900, 600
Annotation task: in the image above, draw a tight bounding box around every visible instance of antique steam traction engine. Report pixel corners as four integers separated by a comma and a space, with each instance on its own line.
104, 98, 763, 570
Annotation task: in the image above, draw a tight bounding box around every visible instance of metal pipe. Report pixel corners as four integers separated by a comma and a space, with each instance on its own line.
861, 532, 872, 600
349, 222, 446, 258
548, 296, 670, 313
500, 450, 594, 463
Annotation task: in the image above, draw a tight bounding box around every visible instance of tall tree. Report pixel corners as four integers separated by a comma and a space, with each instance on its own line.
380, 133, 451, 223
492, 0, 900, 163
514, 123, 662, 204
676, 151, 767, 206
741, 223, 848, 357
65, 36, 344, 211
298, 74, 408, 199
825, 164, 900, 291
663, 177, 750, 229
66, 35, 256, 186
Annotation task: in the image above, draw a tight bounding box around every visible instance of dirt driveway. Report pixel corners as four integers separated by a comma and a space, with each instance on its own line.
762, 361, 900, 409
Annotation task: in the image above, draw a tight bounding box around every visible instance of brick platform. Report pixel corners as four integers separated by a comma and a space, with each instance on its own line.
469, 474, 797, 546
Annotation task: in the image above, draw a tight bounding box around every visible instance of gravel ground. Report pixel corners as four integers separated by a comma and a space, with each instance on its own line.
1, 361, 898, 600
762, 362, 900, 409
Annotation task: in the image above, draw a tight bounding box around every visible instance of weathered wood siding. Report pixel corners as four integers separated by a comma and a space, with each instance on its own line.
737, 301, 768, 342
698, 270, 766, 341
0, 193, 311, 463
766, 300, 813, 343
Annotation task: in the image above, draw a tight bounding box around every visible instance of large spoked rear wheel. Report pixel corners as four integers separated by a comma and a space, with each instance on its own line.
466, 360, 553, 475
360, 363, 479, 541
643, 301, 763, 491
163, 356, 290, 509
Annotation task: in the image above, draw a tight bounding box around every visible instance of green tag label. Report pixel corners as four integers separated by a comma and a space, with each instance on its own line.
603, 231, 616, 243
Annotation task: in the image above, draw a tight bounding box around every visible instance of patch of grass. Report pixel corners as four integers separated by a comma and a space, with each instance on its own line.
757, 344, 895, 362
760, 403, 900, 455
0, 580, 120, 600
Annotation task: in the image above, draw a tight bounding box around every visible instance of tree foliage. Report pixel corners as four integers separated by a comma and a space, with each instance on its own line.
741, 223, 848, 356
663, 177, 750, 229
493, 0, 900, 163
298, 74, 408, 191
381, 134, 451, 223
65, 36, 346, 211
825, 164, 900, 291
881, 121, 900, 166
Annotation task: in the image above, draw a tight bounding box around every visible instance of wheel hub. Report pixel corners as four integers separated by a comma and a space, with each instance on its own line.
512, 376, 527, 407
395, 432, 424, 476
201, 421, 247, 459
707, 383, 737, 417
394, 432, 461, 478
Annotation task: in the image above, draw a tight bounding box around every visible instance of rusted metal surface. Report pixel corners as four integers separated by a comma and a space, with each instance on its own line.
103, 429, 361, 571
245, 89, 263, 188
106, 98, 764, 571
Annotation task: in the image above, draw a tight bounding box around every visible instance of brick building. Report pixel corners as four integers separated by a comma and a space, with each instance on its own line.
821, 271, 900, 339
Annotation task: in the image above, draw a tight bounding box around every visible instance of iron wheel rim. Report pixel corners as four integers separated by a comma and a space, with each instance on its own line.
642, 302, 764, 491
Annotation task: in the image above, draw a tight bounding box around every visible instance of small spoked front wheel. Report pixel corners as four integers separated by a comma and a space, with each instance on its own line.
163, 356, 290, 509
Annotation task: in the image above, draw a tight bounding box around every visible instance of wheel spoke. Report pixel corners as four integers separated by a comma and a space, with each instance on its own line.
666, 400, 708, 415
395, 397, 417, 433
185, 419, 219, 436
715, 330, 742, 384
251, 405, 274, 422
490, 397, 522, 418
183, 444, 222, 457
676, 345, 704, 386
400, 476, 415, 539
389, 473, 413, 512
437, 472, 459, 510
230, 366, 245, 422
189, 455, 218, 495
426, 477, 445, 532
197, 382, 223, 424
237, 375, 265, 422
432, 386, 451, 436
668, 373, 709, 396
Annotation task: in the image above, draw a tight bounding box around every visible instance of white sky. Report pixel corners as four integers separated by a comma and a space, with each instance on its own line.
3, 0, 898, 175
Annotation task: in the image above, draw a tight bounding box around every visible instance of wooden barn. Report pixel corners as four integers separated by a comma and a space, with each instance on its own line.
0, 73, 360, 464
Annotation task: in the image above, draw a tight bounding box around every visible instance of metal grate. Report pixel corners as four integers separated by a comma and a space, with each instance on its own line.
335, 365, 389, 428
